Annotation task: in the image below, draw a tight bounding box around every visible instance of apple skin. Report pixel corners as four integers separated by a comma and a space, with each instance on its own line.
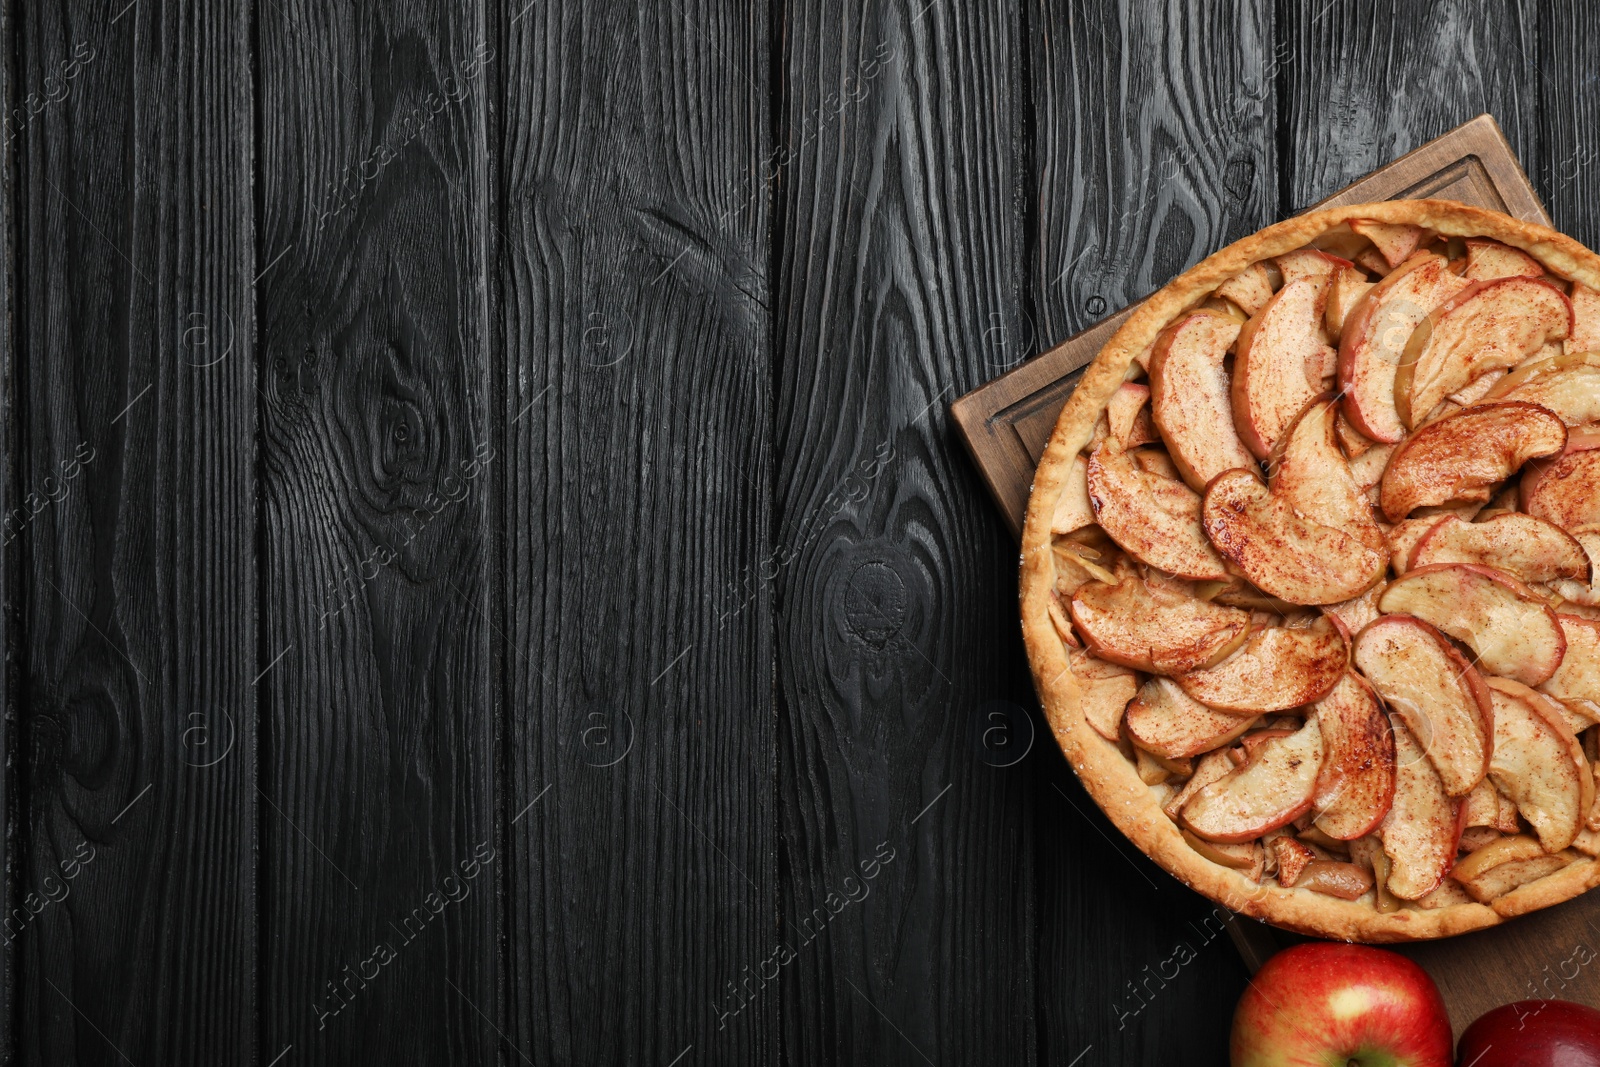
1230, 943, 1452, 1067
1456, 1000, 1600, 1067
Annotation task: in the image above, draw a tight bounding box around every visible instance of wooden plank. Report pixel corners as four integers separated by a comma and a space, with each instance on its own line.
11, 0, 256, 1061
772, 2, 1035, 1064
499, 2, 775, 1064
0, 0, 14, 1054
1279, 0, 1540, 210
255, 5, 497, 1061
1032, 0, 1280, 348
1027, 1, 1274, 1060
1539, 0, 1600, 249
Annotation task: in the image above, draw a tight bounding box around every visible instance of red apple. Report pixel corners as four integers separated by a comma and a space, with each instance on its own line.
1231, 943, 1452, 1067
1456, 1000, 1600, 1067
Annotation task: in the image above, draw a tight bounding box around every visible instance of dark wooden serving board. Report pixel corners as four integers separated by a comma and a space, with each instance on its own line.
954, 114, 1600, 1034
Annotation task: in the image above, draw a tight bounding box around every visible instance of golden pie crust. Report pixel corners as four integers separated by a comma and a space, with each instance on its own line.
1020, 199, 1600, 942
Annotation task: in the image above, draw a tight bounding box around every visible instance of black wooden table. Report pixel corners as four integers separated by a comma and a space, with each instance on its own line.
0, 1, 1592, 1064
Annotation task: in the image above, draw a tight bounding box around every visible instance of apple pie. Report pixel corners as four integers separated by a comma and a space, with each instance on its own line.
1022, 200, 1600, 942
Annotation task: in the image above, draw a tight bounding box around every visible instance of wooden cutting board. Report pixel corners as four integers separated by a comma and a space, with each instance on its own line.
952, 113, 1600, 1036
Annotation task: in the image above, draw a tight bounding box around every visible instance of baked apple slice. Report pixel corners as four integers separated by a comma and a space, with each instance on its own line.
1521, 429, 1600, 492
1175, 616, 1348, 713
1523, 443, 1600, 531
1356, 248, 1393, 277
1481, 350, 1600, 427
1385, 516, 1448, 574
1394, 276, 1572, 429
1051, 539, 1121, 598
1408, 513, 1591, 584
1148, 310, 1255, 491
1051, 456, 1095, 535
1275, 248, 1352, 289
1378, 717, 1465, 900
1202, 469, 1387, 605
1336, 409, 1377, 457
1130, 448, 1185, 480
1467, 780, 1525, 835
1233, 279, 1334, 459
1346, 442, 1397, 506
1135, 746, 1177, 785
1086, 446, 1231, 580
1048, 590, 1079, 648
1514, 669, 1596, 735
1497, 783, 1525, 834
1452, 834, 1573, 904
1458, 784, 1522, 837
1053, 618, 1141, 741
1272, 836, 1320, 888
1458, 831, 1503, 857
1310, 673, 1397, 840
1163, 749, 1236, 821
1180, 716, 1324, 843
1181, 831, 1265, 875
1350, 219, 1423, 269
1237, 726, 1298, 761
1461, 238, 1545, 281
1448, 368, 1509, 406
1066, 649, 1140, 742
1324, 268, 1376, 342
1125, 677, 1259, 758
1548, 525, 1600, 607
1378, 564, 1567, 687
1346, 836, 1401, 912
1413, 879, 1480, 911
1267, 395, 1386, 553
1352, 615, 1493, 796
1551, 698, 1597, 740
1378, 402, 1567, 522
1485, 677, 1592, 853
1294, 860, 1377, 900
1322, 586, 1383, 639
1310, 222, 1378, 263
1191, 576, 1299, 614
1460, 779, 1507, 831
1069, 578, 1251, 675
1339, 252, 1468, 443
1105, 382, 1157, 450
1214, 262, 1274, 317
1540, 614, 1600, 723
1572, 283, 1600, 353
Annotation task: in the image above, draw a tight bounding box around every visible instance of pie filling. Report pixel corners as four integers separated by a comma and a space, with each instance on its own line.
1050, 219, 1600, 913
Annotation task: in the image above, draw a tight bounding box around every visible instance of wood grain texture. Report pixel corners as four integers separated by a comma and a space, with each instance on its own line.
499, 1, 775, 1064
256, 2, 496, 1061
1031, 0, 1279, 347
0, 0, 14, 1057
1279, 0, 1540, 209
1028, 2, 1267, 1061
773, 1, 1036, 1064
11, 0, 257, 1061
1538, 0, 1600, 249
1040, 775, 1255, 1067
